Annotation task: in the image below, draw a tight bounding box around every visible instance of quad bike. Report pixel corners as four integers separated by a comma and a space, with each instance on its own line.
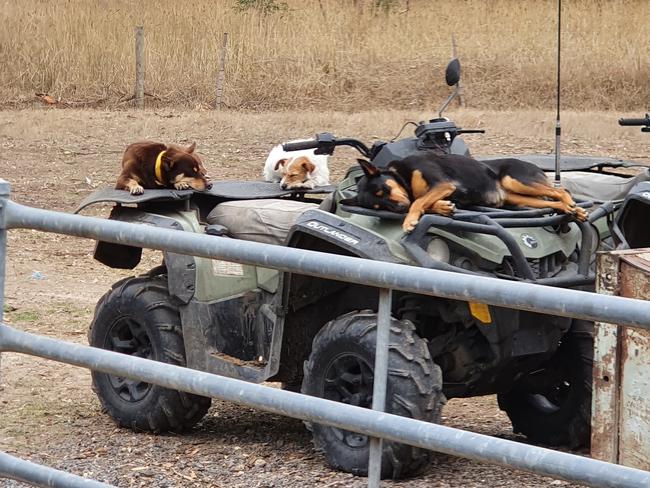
76, 60, 650, 479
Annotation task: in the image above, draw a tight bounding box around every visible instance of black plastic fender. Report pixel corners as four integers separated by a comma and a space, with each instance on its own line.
289, 209, 400, 262
93, 206, 196, 303
612, 181, 650, 249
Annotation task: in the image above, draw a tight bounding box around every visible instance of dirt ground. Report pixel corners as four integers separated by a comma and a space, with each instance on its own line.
1, 108, 649, 488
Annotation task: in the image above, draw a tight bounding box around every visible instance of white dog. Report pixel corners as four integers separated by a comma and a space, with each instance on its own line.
263, 140, 330, 190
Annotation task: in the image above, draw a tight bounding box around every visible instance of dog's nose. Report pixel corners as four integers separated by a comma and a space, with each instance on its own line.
205, 182, 212, 190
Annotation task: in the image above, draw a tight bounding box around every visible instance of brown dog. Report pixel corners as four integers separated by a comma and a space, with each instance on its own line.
116, 141, 211, 195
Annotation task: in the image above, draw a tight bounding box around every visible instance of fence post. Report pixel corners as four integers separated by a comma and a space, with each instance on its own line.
215, 33, 228, 109
134, 26, 145, 109
368, 287, 392, 487
0, 180, 8, 384
0, 180, 8, 324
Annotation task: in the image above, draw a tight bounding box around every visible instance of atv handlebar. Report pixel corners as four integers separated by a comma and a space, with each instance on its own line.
618, 118, 648, 126
282, 133, 372, 158
281, 126, 484, 159
282, 140, 320, 151
619, 114, 650, 127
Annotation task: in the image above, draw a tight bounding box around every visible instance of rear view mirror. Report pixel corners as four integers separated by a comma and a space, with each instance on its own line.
445, 58, 461, 86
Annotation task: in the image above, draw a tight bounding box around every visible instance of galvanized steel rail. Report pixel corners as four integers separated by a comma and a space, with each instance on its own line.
2, 179, 650, 487
2, 324, 650, 488
5, 199, 650, 329
0, 452, 112, 488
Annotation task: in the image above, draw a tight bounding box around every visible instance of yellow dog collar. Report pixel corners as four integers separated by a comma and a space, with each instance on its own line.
154, 150, 166, 186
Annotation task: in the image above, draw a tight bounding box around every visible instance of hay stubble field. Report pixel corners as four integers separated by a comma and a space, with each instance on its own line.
0, 0, 648, 110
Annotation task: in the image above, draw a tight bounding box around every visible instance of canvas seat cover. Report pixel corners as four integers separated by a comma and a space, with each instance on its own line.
547, 168, 650, 202
207, 199, 318, 245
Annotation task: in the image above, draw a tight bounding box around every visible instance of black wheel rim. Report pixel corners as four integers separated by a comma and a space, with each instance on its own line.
323, 353, 374, 449
105, 316, 154, 402
527, 379, 571, 414
524, 355, 574, 415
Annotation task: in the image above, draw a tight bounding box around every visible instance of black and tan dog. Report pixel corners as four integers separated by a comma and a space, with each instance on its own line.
116, 141, 211, 195
347, 153, 586, 232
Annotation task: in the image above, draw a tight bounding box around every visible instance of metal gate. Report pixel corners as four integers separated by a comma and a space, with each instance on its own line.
2, 179, 650, 488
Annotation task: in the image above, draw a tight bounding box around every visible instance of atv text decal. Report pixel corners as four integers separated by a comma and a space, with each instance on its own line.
306, 221, 360, 246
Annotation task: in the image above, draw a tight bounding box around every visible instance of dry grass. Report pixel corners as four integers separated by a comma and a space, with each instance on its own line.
1, 0, 649, 110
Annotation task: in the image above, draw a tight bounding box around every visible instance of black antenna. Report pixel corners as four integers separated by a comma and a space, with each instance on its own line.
554, 0, 562, 187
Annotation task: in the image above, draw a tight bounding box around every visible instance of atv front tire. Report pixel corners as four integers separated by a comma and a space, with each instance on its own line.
88, 275, 211, 433
497, 320, 593, 449
301, 311, 445, 479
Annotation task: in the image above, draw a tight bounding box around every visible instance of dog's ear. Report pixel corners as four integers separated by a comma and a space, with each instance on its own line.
338, 196, 359, 207
299, 158, 316, 174
274, 158, 288, 171
186, 142, 196, 153
357, 159, 379, 178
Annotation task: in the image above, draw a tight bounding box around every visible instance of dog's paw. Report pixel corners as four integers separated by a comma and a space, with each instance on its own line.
433, 200, 455, 216
574, 206, 588, 221
560, 202, 587, 221
174, 182, 190, 190
563, 196, 577, 208
129, 184, 144, 195
402, 218, 419, 233
284, 180, 315, 190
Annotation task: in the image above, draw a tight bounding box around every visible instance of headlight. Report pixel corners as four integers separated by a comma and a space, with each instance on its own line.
426, 237, 450, 263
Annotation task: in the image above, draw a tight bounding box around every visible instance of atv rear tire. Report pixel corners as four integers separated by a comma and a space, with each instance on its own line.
301, 310, 444, 479
88, 275, 211, 433
497, 320, 593, 449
